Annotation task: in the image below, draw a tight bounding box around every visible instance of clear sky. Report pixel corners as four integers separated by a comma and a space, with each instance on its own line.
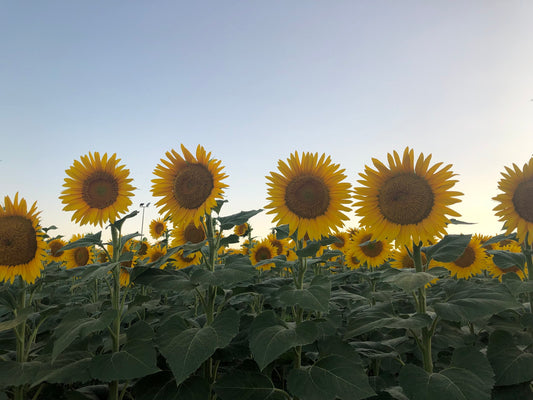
1, 1, 532, 242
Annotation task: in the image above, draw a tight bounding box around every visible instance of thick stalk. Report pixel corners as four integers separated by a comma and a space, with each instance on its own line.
412, 243, 433, 373
293, 240, 307, 369
523, 238, 533, 313
109, 224, 122, 400
14, 278, 27, 400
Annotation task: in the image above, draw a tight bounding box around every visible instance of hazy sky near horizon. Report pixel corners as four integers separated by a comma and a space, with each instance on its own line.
1, 1, 533, 242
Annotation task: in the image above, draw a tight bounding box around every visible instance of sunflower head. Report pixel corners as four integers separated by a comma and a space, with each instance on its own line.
234, 223, 250, 237
348, 229, 392, 268
353, 147, 462, 247
152, 144, 228, 227
171, 222, 206, 247
265, 151, 352, 241
440, 237, 488, 279
146, 243, 167, 265
174, 249, 202, 269
493, 157, 533, 245
250, 239, 277, 270
60, 152, 135, 227
149, 218, 167, 239
46, 238, 67, 264
0, 194, 46, 284
64, 234, 95, 269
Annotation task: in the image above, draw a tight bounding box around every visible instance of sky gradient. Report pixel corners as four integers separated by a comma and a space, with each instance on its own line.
2, 1, 532, 242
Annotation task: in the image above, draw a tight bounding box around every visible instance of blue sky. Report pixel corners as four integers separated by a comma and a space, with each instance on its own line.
1, 1, 532, 242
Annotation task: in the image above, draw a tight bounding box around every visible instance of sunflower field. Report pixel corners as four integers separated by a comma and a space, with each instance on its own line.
1, 145, 533, 400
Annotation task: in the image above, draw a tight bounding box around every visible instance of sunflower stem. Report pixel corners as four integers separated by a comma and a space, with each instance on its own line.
522, 237, 533, 313
109, 224, 122, 400
412, 242, 433, 373
14, 278, 28, 400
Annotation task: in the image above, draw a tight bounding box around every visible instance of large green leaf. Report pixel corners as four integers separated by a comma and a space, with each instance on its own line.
423, 234, 471, 263
384, 271, 436, 292
59, 232, 103, 251
277, 275, 331, 313
0, 307, 33, 333
33, 352, 93, 386
90, 320, 160, 381
52, 309, 116, 361
133, 373, 210, 400
214, 370, 287, 400
190, 264, 257, 289
0, 361, 42, 387
158, 309, 240, 385
344, 313, 432, 339
287, 354, 375, 400
399, 347, 493, 400
131, 266, 195, 291
487, 250, 526, 271
487, 330, 533, 386
217, 209, 263, 230
249, 310, 319, 370
432, 280, 520, 322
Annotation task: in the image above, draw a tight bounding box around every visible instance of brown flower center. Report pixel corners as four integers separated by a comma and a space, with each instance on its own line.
49, 240, 65, 257
154, 222, 165, 236
285, 175, 330, 219
500, 265, 521, 274
454, 246, 475, 268
173, 164, 214, 209
331, 235, 346, 249
82, 171, 119, 209
137, 242, 148, 256
378, 173, 434, 225
150, 250, 165, 263
255, 246, 273, 262
359, 234, 383, 258
0, 216, 38, 266
184, 223, 206, 243
73, 247, 90, 267
512, 178, 533, 222
269, 239, 284, 255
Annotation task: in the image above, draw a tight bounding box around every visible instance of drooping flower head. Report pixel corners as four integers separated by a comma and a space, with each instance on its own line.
60, 152, 135, 226
348, 229, 392, 268
151, 144, 228, 227
46, 238, 67, 265
0, 193, 46, 284
353, 147, 462, 247
493, 157, 533, 245
265, 151, 352, 241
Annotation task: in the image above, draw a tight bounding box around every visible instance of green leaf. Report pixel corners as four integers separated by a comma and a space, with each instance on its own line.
423, 234, 471, 262
344, 313, 433, 339
384, 271, 436, 292
158, 308, 240, 386
399, 347, 494, 400
217, 209, 263, 230
131, 265, 195, 291
134, 373, 210, 400
487, 250, 526, 271
483, 233, 517, 247
60, 232, 102, 251
190, 264, 257, 289
0, 361, 42, 387
214, 370, 287, 400
33, 352, 93, 386
52, 309, 116, 361
277, 275, 331, 313
287, 354, 375, 400
249, 310, 319, 370
273, 224, 290, 240
109, 210, 139, 231
433, 280, 520, 322
487, 330, 533, 386
0, 307, 33, 333
501, 272, 533, 294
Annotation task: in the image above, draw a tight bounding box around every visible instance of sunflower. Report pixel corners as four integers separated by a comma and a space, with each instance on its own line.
250, 239, 277, 271
439, 236, 488, 279
119, 268, 132, 287
353, 147, 462, 247
493, 157, 533, 245
266, 233, 287, 256
60, 152, 135, 227
171, 222, 206, 246
149, 218, 167, 240
344, 246, 362, 269
234, 223, 250, 237
151, 144, 228, 227
0, 193, 46, 284
146, 243, 167, 265
486, 242, 526, 281
329, 231, 350, 252
348, 229, 392, 268
129, 239, 151, 258
265, 151, 352, 241
174, 249, 202, 269
64, 234, 94, 269
390, 245, 428, 270
46, 238, 67, 265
